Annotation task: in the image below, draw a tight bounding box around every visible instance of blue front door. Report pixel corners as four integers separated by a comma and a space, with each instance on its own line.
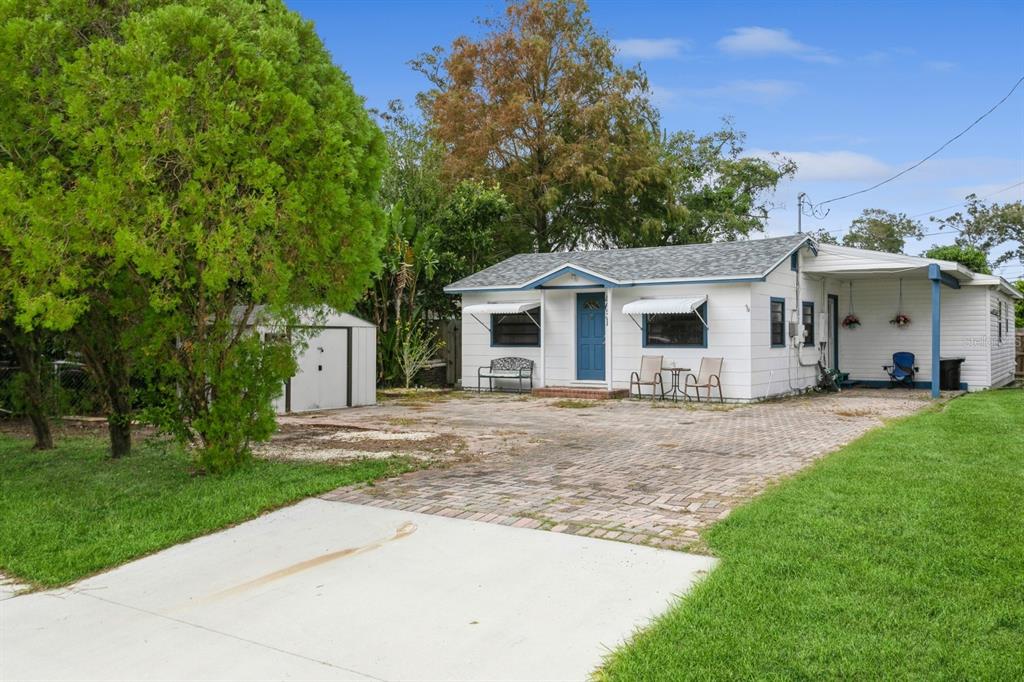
576, 292, 606, 381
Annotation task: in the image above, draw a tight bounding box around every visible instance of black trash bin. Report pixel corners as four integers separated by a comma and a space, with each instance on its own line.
939, 357, 965, 391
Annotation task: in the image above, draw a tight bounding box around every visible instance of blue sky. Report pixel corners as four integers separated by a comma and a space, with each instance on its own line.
287, 0, 1023, 277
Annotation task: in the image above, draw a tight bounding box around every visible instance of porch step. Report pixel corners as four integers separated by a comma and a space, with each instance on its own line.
532, 386, 630, 400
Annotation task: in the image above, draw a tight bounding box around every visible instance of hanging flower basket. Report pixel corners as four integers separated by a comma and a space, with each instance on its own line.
842, 282, 861, 328
890, 313, 911, 328
889, 280, 911, 328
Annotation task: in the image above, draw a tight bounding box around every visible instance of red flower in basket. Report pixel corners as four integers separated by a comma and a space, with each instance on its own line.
842, 314, 860, 329
889, 313, 911, 328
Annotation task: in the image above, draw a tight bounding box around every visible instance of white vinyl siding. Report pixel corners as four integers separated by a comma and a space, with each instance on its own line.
538, 290, 575, 386
612, 283, 753, 399
989, 289, 1016, 388
749, 254, 821, 399
460, 291, 543, 390
831, 279, 991, 389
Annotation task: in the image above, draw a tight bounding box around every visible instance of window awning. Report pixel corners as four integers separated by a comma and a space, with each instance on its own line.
621, 296, 706, 316
462, 302, 539, 315
463, 301, 540, 332
622, 296, 708, 330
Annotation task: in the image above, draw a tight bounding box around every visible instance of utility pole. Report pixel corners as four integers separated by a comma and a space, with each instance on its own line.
797, 192, 806, 234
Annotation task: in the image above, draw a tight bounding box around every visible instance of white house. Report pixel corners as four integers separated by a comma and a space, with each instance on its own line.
443, 234, 1021, 400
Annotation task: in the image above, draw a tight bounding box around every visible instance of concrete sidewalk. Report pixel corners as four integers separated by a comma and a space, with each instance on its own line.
1, 499, 714, 681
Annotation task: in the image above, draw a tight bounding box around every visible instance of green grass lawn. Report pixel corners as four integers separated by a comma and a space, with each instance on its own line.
0, 433, 417, 588
598, 388, 1024, 680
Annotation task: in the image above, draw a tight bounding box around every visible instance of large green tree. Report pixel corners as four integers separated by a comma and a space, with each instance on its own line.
0, 315, 54, 450
842, 209, 923, 253
429, 181, 512, 315
601, 123, 796, 248
0, 0, 158, 456
0, 0, 386, 471
923, 244, 991, 274
931, 194, 1024, 269
361, 102, 512, 385
807, 229, 839, 245
414, 0, 661, 252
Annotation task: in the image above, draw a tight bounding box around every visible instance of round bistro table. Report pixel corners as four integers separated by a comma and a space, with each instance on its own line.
664, 367, 691, 401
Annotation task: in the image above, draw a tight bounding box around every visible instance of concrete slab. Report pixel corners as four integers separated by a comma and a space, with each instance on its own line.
1, 499, 714, 681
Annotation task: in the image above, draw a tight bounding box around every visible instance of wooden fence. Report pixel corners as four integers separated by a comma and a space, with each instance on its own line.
1016, 329, 1023, 379
437, 319, 462, 386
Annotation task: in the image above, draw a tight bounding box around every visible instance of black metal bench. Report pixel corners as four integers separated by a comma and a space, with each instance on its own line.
478, 357, 534, 393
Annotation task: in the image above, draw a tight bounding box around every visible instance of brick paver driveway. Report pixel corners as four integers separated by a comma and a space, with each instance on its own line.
315, 389, 938, 550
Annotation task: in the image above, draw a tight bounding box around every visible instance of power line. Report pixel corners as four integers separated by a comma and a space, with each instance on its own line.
814, 75, 1024, 208
909, 179, 1024, 219
811, 178, 1024, 237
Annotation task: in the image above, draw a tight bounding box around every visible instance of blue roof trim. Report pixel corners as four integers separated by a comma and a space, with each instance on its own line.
445, 274, 766, 294
524, 265, 622, 289
766, 237, 817, 278
537, 284, 609, 290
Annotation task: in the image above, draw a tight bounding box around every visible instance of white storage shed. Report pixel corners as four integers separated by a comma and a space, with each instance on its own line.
272, 311, 376, 413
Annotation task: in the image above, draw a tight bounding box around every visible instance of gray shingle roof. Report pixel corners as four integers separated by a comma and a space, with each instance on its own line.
444, 234, 810, 291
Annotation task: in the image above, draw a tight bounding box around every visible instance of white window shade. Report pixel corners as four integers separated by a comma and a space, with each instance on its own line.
462, 302, 539, 315
621, 296, 707, 316
463, 301, 541, 332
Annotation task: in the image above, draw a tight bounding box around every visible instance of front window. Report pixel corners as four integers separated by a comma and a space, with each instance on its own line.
643, 303, 707, 347
491, 308, 541, 347
770, 298, 786, 347
802, 301, 815, 347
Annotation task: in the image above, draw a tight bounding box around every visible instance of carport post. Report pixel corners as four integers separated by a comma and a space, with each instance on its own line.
928, 264, 941, 399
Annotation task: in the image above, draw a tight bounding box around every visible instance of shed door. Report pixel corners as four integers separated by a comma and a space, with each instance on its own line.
290, 329, 349, 412
576, 292, 606, 381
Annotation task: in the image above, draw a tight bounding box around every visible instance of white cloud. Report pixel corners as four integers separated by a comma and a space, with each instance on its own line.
749, 150, 890, 182
657, 79, 801, 105
717, 27, 837, 63
859, 50, 890, 65
859, 47, 916, 65
613, 38, 690, 59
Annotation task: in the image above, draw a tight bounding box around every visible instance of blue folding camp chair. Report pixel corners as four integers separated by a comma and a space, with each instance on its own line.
883, 352, 917, 389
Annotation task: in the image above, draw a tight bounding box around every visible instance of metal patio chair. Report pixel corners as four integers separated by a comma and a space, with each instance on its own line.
883, 352, 917, 389
629, 355, 665, 400
684, 357, 724, 403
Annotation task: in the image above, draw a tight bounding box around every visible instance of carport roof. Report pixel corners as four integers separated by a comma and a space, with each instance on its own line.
444, 234, 812, 292
803, 244, 1023, 299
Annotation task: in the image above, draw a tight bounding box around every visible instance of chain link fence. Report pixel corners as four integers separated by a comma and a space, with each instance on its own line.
0, 359, 105, 419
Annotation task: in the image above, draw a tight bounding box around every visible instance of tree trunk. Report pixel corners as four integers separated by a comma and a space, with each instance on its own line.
534, 207, 551, 253
2, 321, 54, 450
74, 312, 134, 459
96, 364, 133, 459
28, 410, 54, 451
107, 415, 131, 459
